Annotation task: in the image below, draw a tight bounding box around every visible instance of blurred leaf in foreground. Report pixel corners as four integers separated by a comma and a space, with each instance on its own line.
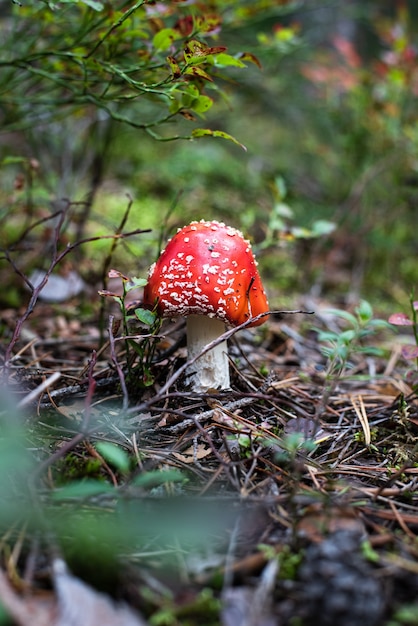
0, 388, 34, 527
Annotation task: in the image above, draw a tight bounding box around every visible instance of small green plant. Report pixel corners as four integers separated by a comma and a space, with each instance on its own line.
149, 587, 220, 626
315, 300, 391, 378
258, 543, 303, 581
99, 269, 161, 387
387, 603, 418, 626
245, 176, 336, 253
95, 441, 131, 475
360, 539, 379, 564
275, 432, 317, 465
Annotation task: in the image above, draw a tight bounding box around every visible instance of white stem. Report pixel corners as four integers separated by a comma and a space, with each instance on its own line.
186, 315, 230, 392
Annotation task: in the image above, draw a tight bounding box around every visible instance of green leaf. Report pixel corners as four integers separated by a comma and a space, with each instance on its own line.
184, 39, 210, 64
214, 53, 246, 68
393, 605, 418, 623
127, 276, 147, 291
367, 319, 392, 330
135, 307, 157, 326
191, 93, 213, 114
81, 0, 104, 9
1, 156, 27, 166
274, 202, 293, 219
340, 329, 356, 344
358, 346, 386, 357
274, 176, 287, 200
311, 219, 336, 237
133, 469, 186, 488
184, 40, 227, 65
184, 39, 227, 67
316, 330, 339, 342
335, 344, 349, 361
153, 28, 179, 51
320, 345, 336, 358
170, 84, 211, 114
323, 309, 358, 327
58, 0, 104, 7
96, 442, 130, 473
275, 26, 298, 43
52, 480, 114, 501
268, 216, 286, 231
127, 338, 146, 357
291, 226, 314, 238
356, 299, 373, 323
192, 128, 246, 150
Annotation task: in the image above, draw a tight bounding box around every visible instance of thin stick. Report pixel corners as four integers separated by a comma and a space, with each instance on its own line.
17, 372, 62, 408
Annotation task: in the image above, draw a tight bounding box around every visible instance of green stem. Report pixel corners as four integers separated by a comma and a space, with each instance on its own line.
84, 1, 147, 59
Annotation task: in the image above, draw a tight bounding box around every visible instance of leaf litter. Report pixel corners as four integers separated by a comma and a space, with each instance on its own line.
1, 300, 418, 626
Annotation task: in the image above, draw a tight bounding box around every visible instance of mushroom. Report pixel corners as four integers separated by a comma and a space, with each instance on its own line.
143, 220, 269, 392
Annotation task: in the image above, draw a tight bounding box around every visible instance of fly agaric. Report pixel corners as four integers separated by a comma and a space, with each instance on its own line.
143, 220, 269, 391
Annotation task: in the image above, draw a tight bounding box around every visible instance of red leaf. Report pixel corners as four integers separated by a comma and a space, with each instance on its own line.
238, 52, 262, 69
388, 312, 413, 326
206, 46, 228, 55
401, 344, 418, 360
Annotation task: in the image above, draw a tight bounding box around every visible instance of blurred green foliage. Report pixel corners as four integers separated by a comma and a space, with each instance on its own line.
0, 0, 261, 138
0, 392, 34, 526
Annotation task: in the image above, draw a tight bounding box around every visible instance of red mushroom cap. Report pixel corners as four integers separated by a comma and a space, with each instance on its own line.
143, 220, 269, 327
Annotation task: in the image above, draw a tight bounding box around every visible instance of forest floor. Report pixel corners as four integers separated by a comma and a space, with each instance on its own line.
1, 298, 418, 626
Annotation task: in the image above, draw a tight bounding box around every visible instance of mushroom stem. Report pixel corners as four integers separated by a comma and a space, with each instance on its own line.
186, 314, 230, 392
